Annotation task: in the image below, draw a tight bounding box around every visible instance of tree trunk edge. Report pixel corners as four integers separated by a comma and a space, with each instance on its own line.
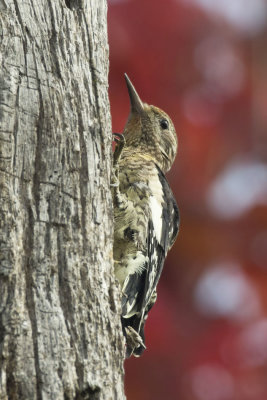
0, 1, 126, 399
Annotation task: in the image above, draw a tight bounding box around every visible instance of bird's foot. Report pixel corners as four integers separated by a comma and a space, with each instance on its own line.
111, 133, 125, 188
113, 133, 125, 167
125, 326, 146, 357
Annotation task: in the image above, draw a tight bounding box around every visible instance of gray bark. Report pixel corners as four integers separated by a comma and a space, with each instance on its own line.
0, 1, 125, 399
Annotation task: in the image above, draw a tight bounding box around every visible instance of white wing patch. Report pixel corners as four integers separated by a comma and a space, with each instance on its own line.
149, 196, 162, 242
148, 172, 164, 243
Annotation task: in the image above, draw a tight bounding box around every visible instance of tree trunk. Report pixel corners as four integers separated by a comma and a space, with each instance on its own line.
0, 1, 125, 399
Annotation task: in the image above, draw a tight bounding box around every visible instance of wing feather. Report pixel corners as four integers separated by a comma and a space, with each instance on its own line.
122, 166, 179, 356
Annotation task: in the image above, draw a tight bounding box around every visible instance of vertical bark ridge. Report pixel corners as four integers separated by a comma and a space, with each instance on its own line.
0, 1, 125, 398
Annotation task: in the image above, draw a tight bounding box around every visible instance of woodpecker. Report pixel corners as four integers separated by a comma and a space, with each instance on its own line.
112, 74, 179, 357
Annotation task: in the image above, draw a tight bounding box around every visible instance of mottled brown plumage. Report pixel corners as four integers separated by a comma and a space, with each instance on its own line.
112, 74, 179, 357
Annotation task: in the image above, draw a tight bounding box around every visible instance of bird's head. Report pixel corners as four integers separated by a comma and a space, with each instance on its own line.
122, 74, 178, 173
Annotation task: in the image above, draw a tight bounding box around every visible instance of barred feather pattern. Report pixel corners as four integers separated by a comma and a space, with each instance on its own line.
113, 154, 179, 357
112, 74, 179, 357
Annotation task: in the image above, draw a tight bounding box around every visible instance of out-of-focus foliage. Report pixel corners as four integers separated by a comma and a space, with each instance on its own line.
108, 0, 267, 399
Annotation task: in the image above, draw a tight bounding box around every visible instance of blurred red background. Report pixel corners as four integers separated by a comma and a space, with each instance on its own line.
108, 0, 267, 399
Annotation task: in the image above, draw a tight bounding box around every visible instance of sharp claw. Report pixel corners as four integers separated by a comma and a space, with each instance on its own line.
113, 132, 126, 168
113, 132, 125, 141
125, 326, 146, 350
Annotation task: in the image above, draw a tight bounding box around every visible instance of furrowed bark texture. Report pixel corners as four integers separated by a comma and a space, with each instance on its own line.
0, 1, 125, 399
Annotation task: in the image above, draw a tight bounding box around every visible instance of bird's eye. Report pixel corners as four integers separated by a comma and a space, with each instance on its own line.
160, 119, 169, 130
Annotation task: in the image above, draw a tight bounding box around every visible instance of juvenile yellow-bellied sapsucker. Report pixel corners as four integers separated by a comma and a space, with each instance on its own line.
112, 74, 179, 357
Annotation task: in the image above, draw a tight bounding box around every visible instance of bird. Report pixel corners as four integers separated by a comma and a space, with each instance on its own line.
112, 74, 179, 357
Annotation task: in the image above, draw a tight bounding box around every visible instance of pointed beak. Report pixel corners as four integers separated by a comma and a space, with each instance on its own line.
124, 73, 144, 115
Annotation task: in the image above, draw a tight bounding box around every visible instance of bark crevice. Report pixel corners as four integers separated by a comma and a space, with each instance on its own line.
0, 1, 125, 398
